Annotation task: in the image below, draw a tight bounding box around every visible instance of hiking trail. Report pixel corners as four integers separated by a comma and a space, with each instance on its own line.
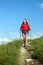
19, 44, 43, 65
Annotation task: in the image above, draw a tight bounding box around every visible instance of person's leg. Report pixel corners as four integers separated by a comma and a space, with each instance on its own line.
23, 34, 28, 48
25, 34, 28, 45
23, 34, 26, 47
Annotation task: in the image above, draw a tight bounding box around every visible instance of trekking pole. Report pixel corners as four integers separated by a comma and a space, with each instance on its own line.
20, 30, 21, 40
28, 30, 31, 44
30, 29, 31, 40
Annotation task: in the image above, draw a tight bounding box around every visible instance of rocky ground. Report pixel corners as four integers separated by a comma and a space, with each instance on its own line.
19, 44, 43, 65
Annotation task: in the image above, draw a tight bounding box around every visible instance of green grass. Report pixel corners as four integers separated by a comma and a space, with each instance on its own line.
0, 36, 43, 65
0, 40, 22, 65
29, 36, 43, 63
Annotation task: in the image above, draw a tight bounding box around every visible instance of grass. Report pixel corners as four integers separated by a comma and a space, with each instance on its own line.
0, 40, 22, 65
29, 36, 43, 63
0, 36, 43, 65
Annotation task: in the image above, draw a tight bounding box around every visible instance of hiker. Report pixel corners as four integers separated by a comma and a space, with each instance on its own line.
20, 18, 31, 47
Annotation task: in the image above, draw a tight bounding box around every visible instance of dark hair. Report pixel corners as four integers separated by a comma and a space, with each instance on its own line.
22, 19, 28, 25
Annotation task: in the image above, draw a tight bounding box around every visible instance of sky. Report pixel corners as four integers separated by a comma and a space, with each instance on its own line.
0, 0, 43, 43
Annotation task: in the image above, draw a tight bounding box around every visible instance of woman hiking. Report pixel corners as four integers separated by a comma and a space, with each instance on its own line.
20, 18, 31, 48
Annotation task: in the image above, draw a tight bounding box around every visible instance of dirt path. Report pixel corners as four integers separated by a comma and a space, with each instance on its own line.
19, 44, 33, 65
19, 46, 28, 65
19, 44, 43, 65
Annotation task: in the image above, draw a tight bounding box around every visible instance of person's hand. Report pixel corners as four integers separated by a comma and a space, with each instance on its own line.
20, 30, 21, 31
30, 29, 31, 31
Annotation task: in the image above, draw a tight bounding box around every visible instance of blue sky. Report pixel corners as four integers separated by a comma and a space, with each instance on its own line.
0, 0, 43, 42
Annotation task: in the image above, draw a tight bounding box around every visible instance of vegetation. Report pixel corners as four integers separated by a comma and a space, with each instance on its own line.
0, 36, 43, 65
30, 36, 43, 63
0, 40, 22, 65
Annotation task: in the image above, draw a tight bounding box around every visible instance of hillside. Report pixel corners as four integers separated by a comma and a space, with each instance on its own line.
0, 40, 22, 65
0, 37, 43, 65
30, 36, 43, 63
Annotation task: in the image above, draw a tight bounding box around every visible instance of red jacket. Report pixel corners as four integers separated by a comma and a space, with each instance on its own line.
20, 23, 30, 32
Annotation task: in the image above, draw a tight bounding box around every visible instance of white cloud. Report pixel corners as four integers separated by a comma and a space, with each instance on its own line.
2, 37, 9, 42
0, 32, 43, 45
37, 3, 43, 13
0, 33, 2, 35
0, 32, 11, 44
10, 32, 43, 40
40, 3, 43, 9
35, 32, 43, 36
39, 3, 43, 13
0, 37, 11, 44
0, 32, 20, 45
31, 32, 43, 39
9, 32, 20, 40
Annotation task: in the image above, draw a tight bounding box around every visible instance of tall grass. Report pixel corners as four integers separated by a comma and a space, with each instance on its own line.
30, 37, 43, 63
0, 40, 22, 65
0, 37, 43, 65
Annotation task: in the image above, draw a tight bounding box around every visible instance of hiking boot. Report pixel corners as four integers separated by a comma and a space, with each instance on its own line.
23, 43, 27, 49
24, 44, 26, 47
24, 44, 27, 49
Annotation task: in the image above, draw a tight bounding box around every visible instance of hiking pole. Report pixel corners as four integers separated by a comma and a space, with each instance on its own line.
28, 29, 31, 44
30, 29, 31, 40
20, 30, 21, 40
30, 29, 32, 43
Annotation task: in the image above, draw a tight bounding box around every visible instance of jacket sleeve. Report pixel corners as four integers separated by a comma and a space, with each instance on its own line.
20, 25, 23, 31
28, 24, 30, 30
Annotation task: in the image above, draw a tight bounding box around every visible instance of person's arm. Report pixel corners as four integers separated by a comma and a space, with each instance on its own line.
20, 25, 23, 31
28, 24, 31, 30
